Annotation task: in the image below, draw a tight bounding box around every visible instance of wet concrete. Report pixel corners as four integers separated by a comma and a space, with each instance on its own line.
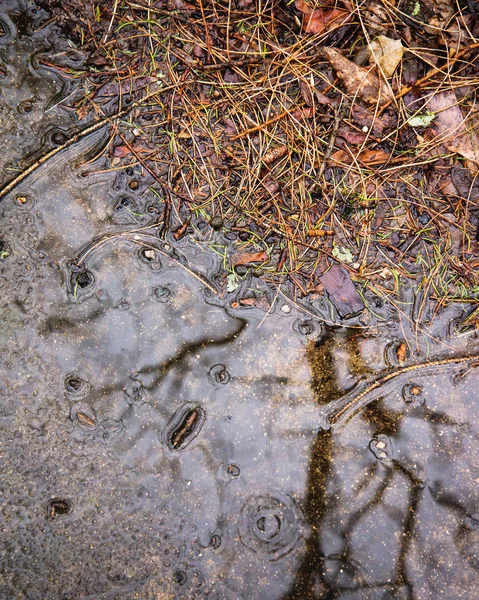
1, 2, 479, 599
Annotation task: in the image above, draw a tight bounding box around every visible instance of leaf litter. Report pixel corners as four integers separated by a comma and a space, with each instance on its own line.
3, 0, 479, 321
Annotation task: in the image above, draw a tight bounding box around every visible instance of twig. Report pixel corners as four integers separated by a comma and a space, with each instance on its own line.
0, 82, 187, 201
328, 353, 479, 426
230, 106, 304, 140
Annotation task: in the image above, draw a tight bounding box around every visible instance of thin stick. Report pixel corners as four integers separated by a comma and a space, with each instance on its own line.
230, 106, 303, 140
329, 353, 479, 425
0, 82, 187, 201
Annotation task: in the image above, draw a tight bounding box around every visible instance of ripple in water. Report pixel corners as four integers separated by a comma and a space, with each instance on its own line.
238, 495, 303, 561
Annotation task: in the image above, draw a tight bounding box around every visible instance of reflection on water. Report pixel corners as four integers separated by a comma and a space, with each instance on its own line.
1, 2, 479, 599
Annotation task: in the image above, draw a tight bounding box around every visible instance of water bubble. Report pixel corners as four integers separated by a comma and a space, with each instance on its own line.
17, 99, 34, 114
112, 196, 138, 223
50, 130, 67, 146
234, 265, 248, 277
64, 373, 89, 398
117, 298, 130, 311
128, 180, 140, 190
174, 570, 187, 586
76, 270, 94, 289
14, 194, 34, 211
138, 248, 162, 272
402, 382, 424, 403
208, 534, 221, 549
125, 381, 146, 405
152, 286, 171, 303
208, 364, 231, 386
385, 340, 409, 366
238, 495, 303, 560
369, 434, 393, 462
87, 420, 125, 446
226, 464, 240, 479
46, 498, 73, 521
209, 216, 223, 230
293, 318, 322, 340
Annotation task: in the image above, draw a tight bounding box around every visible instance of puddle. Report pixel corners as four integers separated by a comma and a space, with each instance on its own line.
1, 2, 479, 599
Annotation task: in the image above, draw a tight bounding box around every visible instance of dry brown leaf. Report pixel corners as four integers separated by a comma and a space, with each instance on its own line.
238, 296, 271, 311
351, 104, 396, 135
76, 104, 90, 120
330, 148, 390, 166
425, 0, 455, 31
323, 47, 393, 105
231, 251, 268, 266
290, 107, 315, 121
339, 129, 367, 145
295, 1, 350, 35
367, 35, 404, 78
427, 90, 479, 173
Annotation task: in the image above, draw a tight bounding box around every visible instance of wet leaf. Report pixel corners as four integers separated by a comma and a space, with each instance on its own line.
332, 244, 354, 264
295, 2, 350, 35
408, 111, 436, 127
451, 167, 479, 200
427, 90, 479, 173
319, 264, 364, 318
323, 47, 393, 105
290, 107, 315, 121
226, 273, 239, 293
341, 130, 367, 145
351, 104, 396, 135
330, 148, 390, 166
367, 35, 404, 78
231, 251, 268, 266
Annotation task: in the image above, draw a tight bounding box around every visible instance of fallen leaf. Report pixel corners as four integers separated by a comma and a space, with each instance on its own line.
351, 104, 396, 135
332, 244, 354, 263
300, 80, 313, 105
319, 264, 365, 318
451, 167, 479, 200
290, 107, 315, 121
427, 90, 479, 173
323, 47, 393, 105
314, 90, 337, 105
408, 111, 436, 127
339, 129, 367, 145
231, 251, 268, 266
76, 104, 91, 120
295, 1, 350, 35
238, 296, 271, 311
94, 76, 157, 99
367, 35, 404, 78
226, 273, 239, 293
330, 148, 390, 166
113, 141, 154, 158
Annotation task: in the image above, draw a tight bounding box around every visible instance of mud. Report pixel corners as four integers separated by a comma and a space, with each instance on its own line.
1, 2, 479, 599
